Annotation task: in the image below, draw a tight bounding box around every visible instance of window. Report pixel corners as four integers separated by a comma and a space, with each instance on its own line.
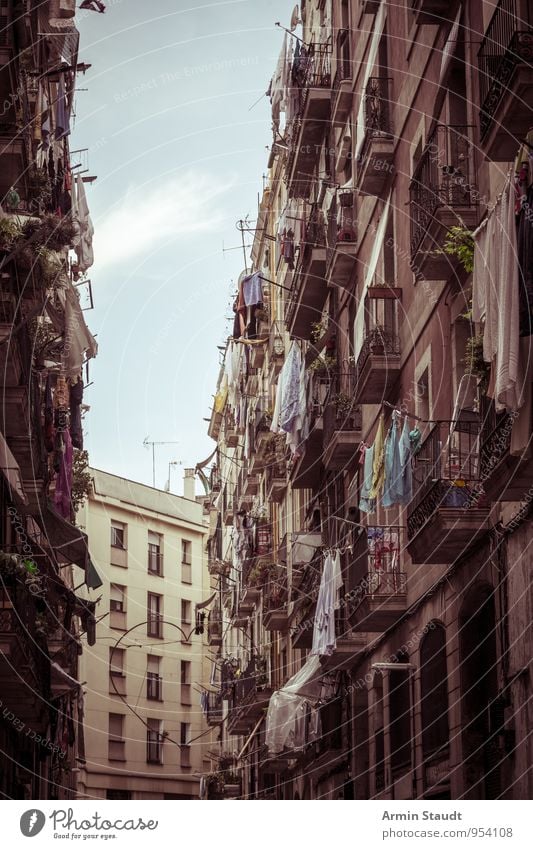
180, 660, 191, 706
181, 539, 191, 565
147, 655, 162, 701
109, 647, 126, 696
111, 521, 126, 549
108, 713, 125, 761
148, 531, 163, 576
106, 790, 131, 800
110, 584, 127, 629
110, 584, 126, 613
146, 718, 163, 764
181, 539, 192, 583
181, 599, 191, 625
180, 722, 191, 768
110, 522, 127, 567
147, 593, 163, 638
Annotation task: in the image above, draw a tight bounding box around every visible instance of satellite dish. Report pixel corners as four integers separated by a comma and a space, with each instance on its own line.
290, 4, 300, 31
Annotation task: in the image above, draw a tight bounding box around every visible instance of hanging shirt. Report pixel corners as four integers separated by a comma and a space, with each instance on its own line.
242, 271, 263, 307
369, 414, 386, 499
359, 444, 376, 514
382, 414, 402, 508
397, 416, 413, 504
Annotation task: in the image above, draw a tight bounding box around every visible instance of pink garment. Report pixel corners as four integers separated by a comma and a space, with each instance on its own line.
54, 429, 73, 519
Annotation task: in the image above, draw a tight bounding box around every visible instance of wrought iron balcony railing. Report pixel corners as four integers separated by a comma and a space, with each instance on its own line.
407, 419, 482, 539
359, 77, 393, 161
410, 124, 477, 260
478, 0, 533, 140
356, 326, 401, 375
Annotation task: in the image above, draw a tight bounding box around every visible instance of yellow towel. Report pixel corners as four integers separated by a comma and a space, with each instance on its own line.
369, 414, 385, 499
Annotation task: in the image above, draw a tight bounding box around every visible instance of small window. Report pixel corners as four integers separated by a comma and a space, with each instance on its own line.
181, 599, 191, 625
110, 584, 126, 612
180, 660, 191, 705
180, 722, 190, 746
147, 655, 163, 701
111, 521, 126, 549
106, 790, 131, 800
147, 593, 163, 638
109, 647, 126, 695
146, 718, 163, 764
108, 713, 125, 761
148, 531, 163, 576
181, 540, 192, 565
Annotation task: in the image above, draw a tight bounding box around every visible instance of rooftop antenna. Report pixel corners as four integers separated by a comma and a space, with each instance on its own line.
142, 438, 180, 488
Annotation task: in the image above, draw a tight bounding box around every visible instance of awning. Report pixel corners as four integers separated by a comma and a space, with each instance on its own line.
38, 501, 103, 589
0, 431, 27, 505
265, 656, 323, 755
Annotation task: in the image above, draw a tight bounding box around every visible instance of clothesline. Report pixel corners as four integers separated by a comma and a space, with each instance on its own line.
381, 399, 437, 424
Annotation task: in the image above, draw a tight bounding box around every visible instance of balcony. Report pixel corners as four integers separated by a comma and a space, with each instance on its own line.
238, 465, 259, 508
222, 489, 235, 526
289, 374, 327, 489
357, 78, 394, 197
224, 411, 239, 448
207, 609, 222, 646
355, 326, 401, 404
410, 125, 478, 281
319, 608, 366, 670
265, 457, 287, 503
263, 572, 289, 632
227, 656, 272, 736
286, 42, 332, 199
478, 0, 533, 160
332, 31, 352, 125
290, 555, 321, 649
285, 205, 328, 340
410, 0, 450, 24
480, 401, 533, 501
268, 320, 285, 378
322, 368, 362, 470
205, 691, 223, 726
407, 420, 490, 563
349, 570, 407, 631
326, 190, 357, 289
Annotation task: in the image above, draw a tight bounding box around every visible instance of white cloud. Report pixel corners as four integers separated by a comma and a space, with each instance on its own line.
93, 171, 231, 269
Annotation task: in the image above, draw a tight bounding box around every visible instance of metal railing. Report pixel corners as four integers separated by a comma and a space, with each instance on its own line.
356, 326, 401, 376
208, 608, 222, 641
409, 124, 477, 255
478, 0, 533, 139
410, 124, 477, 259
323, 366, 362, 441
359, 76, 393, 163
333, 29, 351, 89
407, 420, 482, 538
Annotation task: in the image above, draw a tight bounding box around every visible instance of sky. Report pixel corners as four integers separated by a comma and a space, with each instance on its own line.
72, 0, 292, 494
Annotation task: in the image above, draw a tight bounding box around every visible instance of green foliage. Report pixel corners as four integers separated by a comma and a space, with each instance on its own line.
72, 450, 92, 514
308, 353, 337, 372
464, 334, 490, 390
443, 226, 475, 273
0, 217, 21, 249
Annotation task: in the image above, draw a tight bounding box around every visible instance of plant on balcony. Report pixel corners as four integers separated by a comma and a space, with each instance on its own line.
253, 654, 269, 688
21, 214, 75, 253
331, 392, 355, 416
0, 217, 21, 250
72, 450, 92, 514
308, 353, 337, 373
442, 226, 475, 273
310, 317, 329, 343
247, 560, 272, 588
464, 334, 490, 391
27, 165, 53, 213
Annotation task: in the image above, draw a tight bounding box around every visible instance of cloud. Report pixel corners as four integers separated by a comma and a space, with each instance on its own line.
93, 171, 231, 269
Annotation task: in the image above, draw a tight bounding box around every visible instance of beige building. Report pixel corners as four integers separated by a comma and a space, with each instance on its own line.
77, 468, 212, 800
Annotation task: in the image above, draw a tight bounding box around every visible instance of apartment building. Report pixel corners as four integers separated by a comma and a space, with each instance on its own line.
77, 469, 212, 800
202, 0, 533, 800
0, 0, 100, 799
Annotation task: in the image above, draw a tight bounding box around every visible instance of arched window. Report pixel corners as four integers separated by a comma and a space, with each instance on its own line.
420, 623, 449, 758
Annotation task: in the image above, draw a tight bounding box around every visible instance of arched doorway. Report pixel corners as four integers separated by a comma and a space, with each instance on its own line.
420, 622, 450, 797
459, 584, 500, 798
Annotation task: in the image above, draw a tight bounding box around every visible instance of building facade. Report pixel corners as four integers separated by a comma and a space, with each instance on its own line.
77, 469, 212, 800
0, 0, 100, 799
201, 0, 533, 800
